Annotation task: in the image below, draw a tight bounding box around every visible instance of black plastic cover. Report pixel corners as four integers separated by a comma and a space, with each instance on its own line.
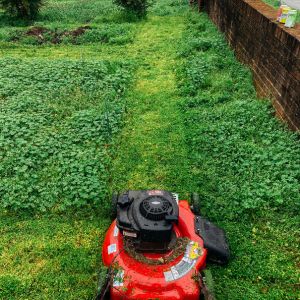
195, 216, 230, 265
116, 190, 179, 248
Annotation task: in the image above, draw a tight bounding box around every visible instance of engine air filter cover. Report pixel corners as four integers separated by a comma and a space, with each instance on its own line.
140, 196, 173, 221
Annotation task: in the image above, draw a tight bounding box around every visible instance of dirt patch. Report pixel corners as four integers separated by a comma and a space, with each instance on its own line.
26, 26, 48, 36
123, 237, 190, 265
69, 26, 92, 37
22, 26, 92, 44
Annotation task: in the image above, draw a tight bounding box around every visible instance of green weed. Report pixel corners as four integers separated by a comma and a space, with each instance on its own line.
3, 23, 134, 45
177, 11, 300, 299
177, 13, 300, 219
0, 58, 134, 211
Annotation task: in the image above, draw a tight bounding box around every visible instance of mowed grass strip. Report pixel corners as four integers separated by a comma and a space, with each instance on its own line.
111, 14, 195, 195
177, 11, 300, 299
0, 212, 110, 299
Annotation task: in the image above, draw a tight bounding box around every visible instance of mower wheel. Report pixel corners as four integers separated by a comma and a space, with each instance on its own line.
110, 192, 118, 220
200, 269, 215, 300
191, 192, 201, 215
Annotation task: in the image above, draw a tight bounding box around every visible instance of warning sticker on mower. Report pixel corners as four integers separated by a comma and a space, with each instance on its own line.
164, 241, 202, 282
113, 225, 119, 237
163, 271, 174, 282
108, 243, 117, 255
113, 270, 124, 287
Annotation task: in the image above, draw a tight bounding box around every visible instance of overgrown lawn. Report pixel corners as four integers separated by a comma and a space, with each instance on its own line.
0, 58, 133, 211
177, 12, 300, 299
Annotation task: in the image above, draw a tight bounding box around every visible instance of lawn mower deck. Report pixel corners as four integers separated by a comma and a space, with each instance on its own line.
97, 190, 229, 300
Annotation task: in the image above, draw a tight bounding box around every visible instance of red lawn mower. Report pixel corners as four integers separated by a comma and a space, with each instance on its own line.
97, 190, 229, 300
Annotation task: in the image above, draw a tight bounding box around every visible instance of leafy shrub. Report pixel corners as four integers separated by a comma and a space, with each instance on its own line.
0, 0, 43, 19
113, 0, 152, 17
0, 58, 134, 211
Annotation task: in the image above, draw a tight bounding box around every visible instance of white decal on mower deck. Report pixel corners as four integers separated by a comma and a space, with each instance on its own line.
164, 241, 202, 282
171, 266, 180, 279
113, 225, 119, 237
164, 270, 174, 282
108, 243, 117, 254
113, 270, 124, 287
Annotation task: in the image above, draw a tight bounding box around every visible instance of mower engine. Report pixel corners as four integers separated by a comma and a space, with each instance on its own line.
117, 190, 179, 252
98, 190, 229, 300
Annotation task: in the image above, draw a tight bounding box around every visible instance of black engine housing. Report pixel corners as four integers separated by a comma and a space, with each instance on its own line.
116, 190, 179, 251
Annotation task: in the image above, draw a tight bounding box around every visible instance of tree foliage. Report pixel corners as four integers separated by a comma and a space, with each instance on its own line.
0, 0, 43, 19
113, 0, 152, 17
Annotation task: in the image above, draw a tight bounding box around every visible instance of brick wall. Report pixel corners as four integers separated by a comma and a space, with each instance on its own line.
204, 0, 300, 130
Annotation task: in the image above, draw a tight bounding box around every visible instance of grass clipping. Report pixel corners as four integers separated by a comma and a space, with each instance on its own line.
123, 237, 190, 265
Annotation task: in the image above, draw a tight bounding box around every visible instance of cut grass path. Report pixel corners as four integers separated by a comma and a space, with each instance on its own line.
111, 15, 195, 195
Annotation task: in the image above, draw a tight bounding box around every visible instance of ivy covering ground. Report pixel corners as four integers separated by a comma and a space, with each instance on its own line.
0, 58, 133, 211
177, 14, 300, 218
177, 12, 299, 299
0, 1, 138, 298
